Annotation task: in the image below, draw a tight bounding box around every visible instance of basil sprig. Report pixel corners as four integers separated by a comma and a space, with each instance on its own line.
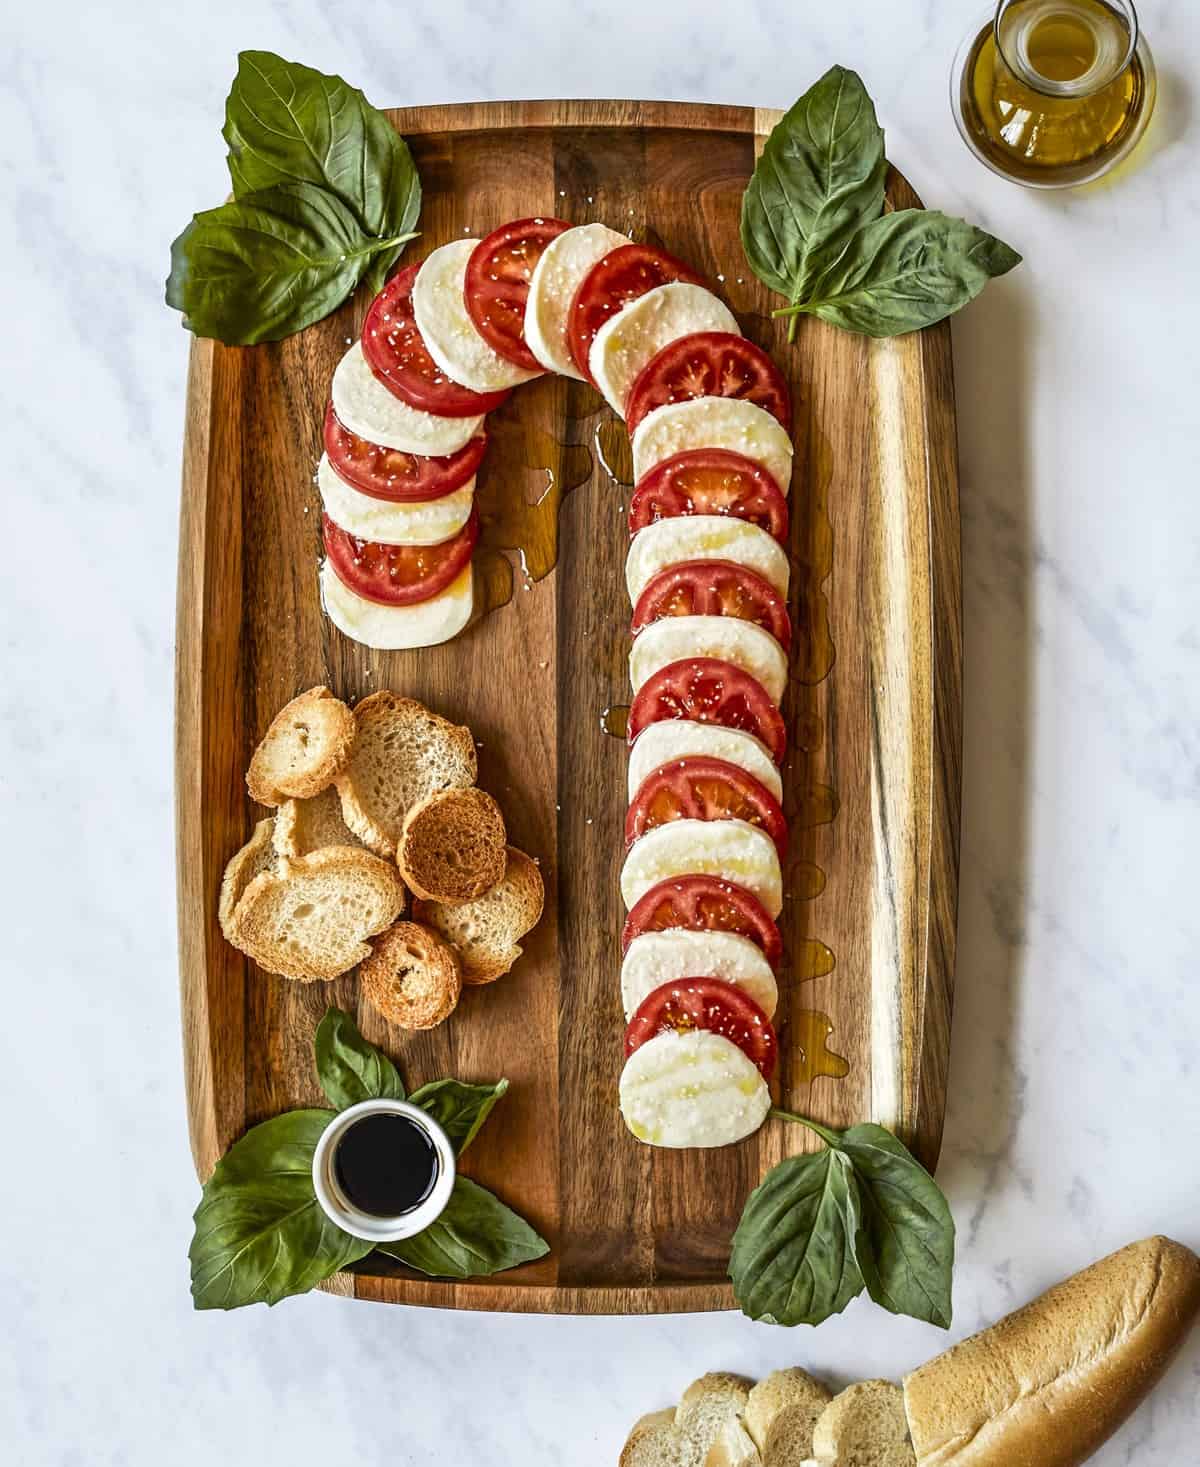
730, 1111, 954, 1329
743, 65, 1019, 338
188, 1009, 547, 1310
166, 52, 420, 344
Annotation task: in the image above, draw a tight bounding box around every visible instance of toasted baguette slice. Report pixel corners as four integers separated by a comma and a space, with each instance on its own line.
360, 920, 462, 1030
246, 686, 355, 806
414, 846, 544, 984
334, 691, 477, 857
811, 1382, 913, 1467
227, 846, 404, 982
903, 1235, 1200, 1467
218, 819, 276, 940
746, 1369, 832, 1465
273, 785, 364, 858
397, 786, 507, 902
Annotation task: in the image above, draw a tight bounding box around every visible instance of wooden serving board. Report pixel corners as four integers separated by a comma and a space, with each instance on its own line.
176, 100, 961, 1314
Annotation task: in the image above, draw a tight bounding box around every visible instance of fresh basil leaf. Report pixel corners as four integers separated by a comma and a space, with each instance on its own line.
313, 1006, 406, 1110
166, 181, 412, 344
836, 1124, 955, 1328
189, 1109, 371, 1309
730, 1148, 865, 1326
794, 208, 1021, 337
223, 51, 420, 295
375, 1177, 549, 1279
409, 1078, 508, 1155
741, 65, 887, 306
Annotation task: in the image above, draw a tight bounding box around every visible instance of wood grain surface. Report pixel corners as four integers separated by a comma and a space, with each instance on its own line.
175, 99, 962, 1314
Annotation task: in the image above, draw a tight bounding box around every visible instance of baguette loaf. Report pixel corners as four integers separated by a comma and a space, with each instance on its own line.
903, 1235, 1200, 1466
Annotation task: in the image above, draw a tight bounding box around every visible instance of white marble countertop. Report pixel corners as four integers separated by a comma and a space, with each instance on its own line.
3, 1, 1198, 1461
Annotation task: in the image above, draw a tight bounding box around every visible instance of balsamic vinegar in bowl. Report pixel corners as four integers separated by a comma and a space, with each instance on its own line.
333, 1112, 439, 1216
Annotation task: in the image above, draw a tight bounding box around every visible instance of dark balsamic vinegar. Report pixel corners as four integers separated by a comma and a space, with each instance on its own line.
334, 1113, 439, 1217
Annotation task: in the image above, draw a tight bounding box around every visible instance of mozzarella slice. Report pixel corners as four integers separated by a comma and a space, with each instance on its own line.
619, 1029, 770, 1148
626, 516, 790, 603
331, 343, 484, 456
524, 223, 629, 379
318, 455, 474, 545
621, 931, 779, 1021
412, 239, 540, 393
620, 818, 782, 916
630, 616, 788, 706
589, 282, 739, 416
631, 398, 794, 497
627, 720, 782, 803
320, 561, 473, 650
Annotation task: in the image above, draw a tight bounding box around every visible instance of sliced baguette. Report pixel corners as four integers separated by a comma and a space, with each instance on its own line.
620, 1410, 681, 1467
227, 846, 404, 982
811, 1382, 913, 1467
397, 786, 507, 902
246, 686, 355, 806
218, 818, 276, 940
360, 920, 462, 1030
273, 784, 364, 857
706, 1419, 762, 1467
413, 846, 544, 984
334, 691, 477, 857
903, 1235, 1200, 1467
621, 1377, 753, 1467
747, 1369, 833, 1465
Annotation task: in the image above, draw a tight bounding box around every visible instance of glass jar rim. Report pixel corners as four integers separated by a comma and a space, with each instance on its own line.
993, 0, 1139, 98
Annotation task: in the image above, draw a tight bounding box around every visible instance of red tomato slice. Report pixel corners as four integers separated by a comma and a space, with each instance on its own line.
625, 332, 792, 435
322, 510, 478, 607
362, 264, 510, 417
567, 243, 705, 384
323, 404, 486, 503
628, 657, 786, 764
465, 217, 569, 372
631, 559, 792, 648
625, 756, 788, 857
621, 875, 783, 965
624, 977, 778, 1078
628, 450, 790, 544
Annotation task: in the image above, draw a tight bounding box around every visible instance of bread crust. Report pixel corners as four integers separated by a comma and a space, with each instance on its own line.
397, 786, 507, 903
903, 1236, 1200, 1467
246, 686, 356, 806
360, 920, 462, 1030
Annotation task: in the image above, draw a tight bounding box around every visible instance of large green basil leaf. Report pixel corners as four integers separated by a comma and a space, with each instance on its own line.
741, 65, 886, 306
796, 208, 1021, 336
166, 181, 412, 344
189, 1109, 371, 1309
730, 1148, 864, 1326
314, 1006, 406, 1110
375, 1177, 549, 1279
837, 1124, 955, 1327
409, 1078, 508, 1155
223, 51, 420, 295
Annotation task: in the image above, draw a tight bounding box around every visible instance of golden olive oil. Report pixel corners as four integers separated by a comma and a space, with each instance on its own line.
958, 0, 1152, 185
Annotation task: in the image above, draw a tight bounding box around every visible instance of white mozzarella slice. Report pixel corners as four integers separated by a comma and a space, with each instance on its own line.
331, 343, 484, 456
630, 616, 788, 706
619, 1029, 770, 1148
631, 398, 794, 497
589, 282, 739, 416
317, 455, 474, 545
627, 720, 782, 803
412, 239, 540, 393
621, 931, 779, 1021
524, 223, 629, 379
620, 818, 782, 916
626, 515, 790, 603
320, 561, 473, 650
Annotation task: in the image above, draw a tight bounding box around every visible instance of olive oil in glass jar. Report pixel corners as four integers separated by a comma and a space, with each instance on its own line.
951, 0, 1156, 187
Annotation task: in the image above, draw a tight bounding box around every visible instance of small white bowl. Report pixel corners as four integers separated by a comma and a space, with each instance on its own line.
311, 1099, 456, 1243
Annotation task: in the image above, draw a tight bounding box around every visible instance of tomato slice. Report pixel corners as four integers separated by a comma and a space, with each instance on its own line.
568, 243, 705, 384
322, 509, 478, 606
626, 756, 788, 857
465, 217, 569, 372
323, 404, 486, 503
632, 559, 792, 648
362, 264, 510, 417
628, 657, 786, 764
625, 332, 792, 435
628, 449, 790, 544
624, 977, 778, 1078
622, 875, 783, 965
